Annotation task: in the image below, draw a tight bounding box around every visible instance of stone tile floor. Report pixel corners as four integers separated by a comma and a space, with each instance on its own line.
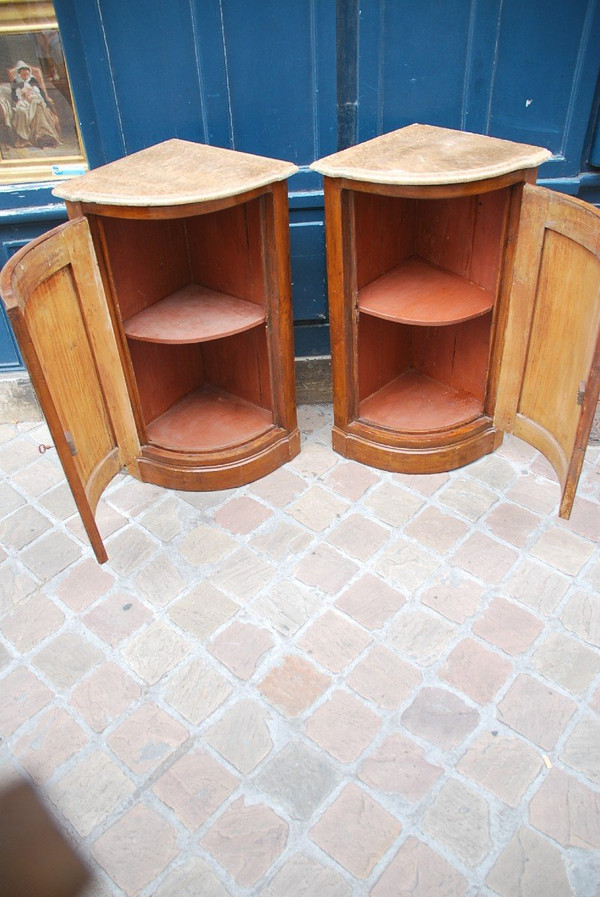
0, 404, 599, 897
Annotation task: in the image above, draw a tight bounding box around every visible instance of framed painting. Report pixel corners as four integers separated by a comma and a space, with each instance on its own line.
0, 0, 86, 183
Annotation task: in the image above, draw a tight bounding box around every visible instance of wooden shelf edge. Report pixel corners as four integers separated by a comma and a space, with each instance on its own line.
358, 257, 494, 326
124, 284, 266, 344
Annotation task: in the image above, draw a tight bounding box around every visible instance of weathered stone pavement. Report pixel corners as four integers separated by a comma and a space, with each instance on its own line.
1, 405, 599, 896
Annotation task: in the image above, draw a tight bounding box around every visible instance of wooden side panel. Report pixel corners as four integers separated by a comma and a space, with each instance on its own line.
127, 340, 205, 424
188, 199, 266, 305
357, 314, 409, 403
98, 217, 190, 320
412, 314, 492, 400
0, 218, 139, 561
354, 192, 415, 289
495, 185, 600, 517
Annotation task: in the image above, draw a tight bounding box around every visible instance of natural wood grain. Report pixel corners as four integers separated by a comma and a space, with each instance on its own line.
359, 257, 494, 325
0, 219, 140, 563
124, 286, 266, 343
495, 184, 600, 517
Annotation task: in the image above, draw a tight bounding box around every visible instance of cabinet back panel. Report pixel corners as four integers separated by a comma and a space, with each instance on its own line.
187, 198, 266, 306
128, 339, 204, 424
202, 327, 273, 411
410, 314, 491, 400
358, 314, 410, 402
416, 190, 508, 293
354, 193, 416, 289
99, 217, 191, 321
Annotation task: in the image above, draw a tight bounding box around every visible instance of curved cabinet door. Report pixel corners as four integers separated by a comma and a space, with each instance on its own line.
1, 218, 139, 562
495, 185, 600, 518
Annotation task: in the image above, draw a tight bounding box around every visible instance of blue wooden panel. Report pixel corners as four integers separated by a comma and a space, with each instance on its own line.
357, 0, 600, 181
220, 0, 336, 167
357, 0, 475, 140
485, 0, 600, 178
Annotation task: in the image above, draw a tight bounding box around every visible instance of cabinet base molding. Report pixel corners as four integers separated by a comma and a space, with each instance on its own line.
332, 423, 503, 474
136, 428, 301, 491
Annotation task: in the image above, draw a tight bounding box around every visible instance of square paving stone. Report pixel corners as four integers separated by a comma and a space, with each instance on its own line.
258, 655, 330, 717
205, 700, 273, 774
485, 826, 573, 897
346, 645, 422, 710
201, 798, 288, 888
335, 573, 406, 629
497, 674, 576, 750
92, 804, 177, 894
370, 836, 468, 897
309, 783, 401, 879
152, 749, 239, 829
529, 767, 600, 849
33, 632, 104, 690
560, 717, 600, 784
297, 609, 372, 673
254, 740, 340, 820
401, 687, 480, 750
422, 778, 491, 868
262, 853, 351, 897
305, 690, 381, 763
359, 733, 442, 803
107, 702, 189, 776
50, 750, 135, 837
457, 731, 543, 807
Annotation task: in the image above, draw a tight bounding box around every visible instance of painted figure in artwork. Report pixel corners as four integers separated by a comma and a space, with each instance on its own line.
9, 60, 61, 148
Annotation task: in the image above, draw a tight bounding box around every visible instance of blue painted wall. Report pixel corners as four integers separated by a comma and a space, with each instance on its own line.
1, 0, 599, 371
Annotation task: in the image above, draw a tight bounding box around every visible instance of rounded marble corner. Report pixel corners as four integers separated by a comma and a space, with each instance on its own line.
310, 124, 553, 186
52, 139, 299, 207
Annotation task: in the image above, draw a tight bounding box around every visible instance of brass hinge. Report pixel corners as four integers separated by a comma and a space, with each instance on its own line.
577, 381, 586, 406
64, 431, 78, 456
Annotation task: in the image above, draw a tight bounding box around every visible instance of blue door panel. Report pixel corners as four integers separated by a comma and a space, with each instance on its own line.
357, 0, 600, 181
487, 0, 600, 177
358, 0, 474, 141
89, 2, 209, 153
219, 0, 335, 166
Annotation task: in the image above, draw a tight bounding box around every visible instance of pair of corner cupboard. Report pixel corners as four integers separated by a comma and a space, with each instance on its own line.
2, 126, 599, 564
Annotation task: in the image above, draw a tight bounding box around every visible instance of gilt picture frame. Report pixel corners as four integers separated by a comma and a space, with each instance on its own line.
0, 0, 86, 183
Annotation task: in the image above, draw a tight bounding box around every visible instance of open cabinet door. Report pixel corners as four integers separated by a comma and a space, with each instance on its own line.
1, 218, 140, 562
494, 184, 600, 518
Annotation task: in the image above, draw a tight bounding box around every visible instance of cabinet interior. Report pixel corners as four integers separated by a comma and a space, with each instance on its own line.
353, 188, 510, 432
96, 197, 274, 452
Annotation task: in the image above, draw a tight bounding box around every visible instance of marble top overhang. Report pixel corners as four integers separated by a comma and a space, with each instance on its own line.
53, 139, 298, 206
310, 124, 552, 186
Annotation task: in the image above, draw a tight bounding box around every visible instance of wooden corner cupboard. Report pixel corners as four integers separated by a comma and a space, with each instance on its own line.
1, 140, 300, 563
311, 124, 600, 519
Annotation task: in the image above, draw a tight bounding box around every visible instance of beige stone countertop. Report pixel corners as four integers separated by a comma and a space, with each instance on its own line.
53, 139, 298, 206
310, 123, 552, 185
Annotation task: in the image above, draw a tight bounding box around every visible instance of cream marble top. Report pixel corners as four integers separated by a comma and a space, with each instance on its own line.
310, 124, 552, 185
53, 139, 298, 206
